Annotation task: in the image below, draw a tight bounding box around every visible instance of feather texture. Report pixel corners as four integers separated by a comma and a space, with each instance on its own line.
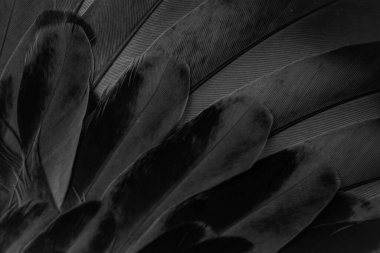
15, 12, 93, 207
0, 10, 93, 211
0, 0, 54, 74
280, 192, 380, 252
83, 0, 162, 88
94, 0, 206, 92
1, 0, 380, 252
0, 202, 57, 253
64, 52, 190, 209
133, 139, 339, 252
103, 93, 272, 252
186, 0, 380, 123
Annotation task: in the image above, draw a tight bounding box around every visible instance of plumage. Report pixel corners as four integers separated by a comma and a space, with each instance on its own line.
0, 0, 379, 252
64, 52, 190, 209
132, 140, 339, 252
103, 94, 272, 252
185, 0, 380, 122
14, 11, 93, 207
0, 10, 94, 211
93, 0, 206, 92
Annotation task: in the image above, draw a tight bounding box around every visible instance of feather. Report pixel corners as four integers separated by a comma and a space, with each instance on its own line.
94, 0, 206, 93
63, 52, 190, 209
134, 118, 380, 252
233, 41, 380, 136
0, 11, 61, 213
133, 138, 339, 252
0, 10, 93, 211
94, 0, 338, 93
102, 93, 272, 252
0, 0, 54, 74
14, 11, 93, 207
149, 0, 341, 91
185, 0, 380, 122
56, 0, 85, 12
0, 201, 57, 253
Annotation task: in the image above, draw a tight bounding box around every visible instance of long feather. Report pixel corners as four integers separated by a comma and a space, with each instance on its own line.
94, 0, 337, 93
133, 138, 339, 252
227, 41, 380, 164
0, 10, 93, 212
134, 119, 380, 252
14, 11, 93, 207
102, 93, 272, 252
63, 52, 190, 209
0, 201, 57, 253
0, 12, 62, 212
185, 0, 380, 122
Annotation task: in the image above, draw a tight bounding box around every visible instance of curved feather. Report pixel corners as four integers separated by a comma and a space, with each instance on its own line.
92, 0, 337, 93
185, 0, 380, 122
63, 52, 190, 209
134, 119, 380, 252
0, 10, 93, 212
232, 41, 380, 136
0, 13, 64, 205
133, 139, 339, 252
14, 11, 93, 207
102, 93, 272, 252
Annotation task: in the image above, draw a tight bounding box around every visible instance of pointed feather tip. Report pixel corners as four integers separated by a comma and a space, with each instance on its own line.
34, 10, 96, 46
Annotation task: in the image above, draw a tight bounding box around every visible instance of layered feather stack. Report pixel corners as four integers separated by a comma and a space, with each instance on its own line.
1, 0, 380, 252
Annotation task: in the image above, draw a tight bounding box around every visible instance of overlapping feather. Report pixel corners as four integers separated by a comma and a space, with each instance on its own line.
0, 1, 379, 253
